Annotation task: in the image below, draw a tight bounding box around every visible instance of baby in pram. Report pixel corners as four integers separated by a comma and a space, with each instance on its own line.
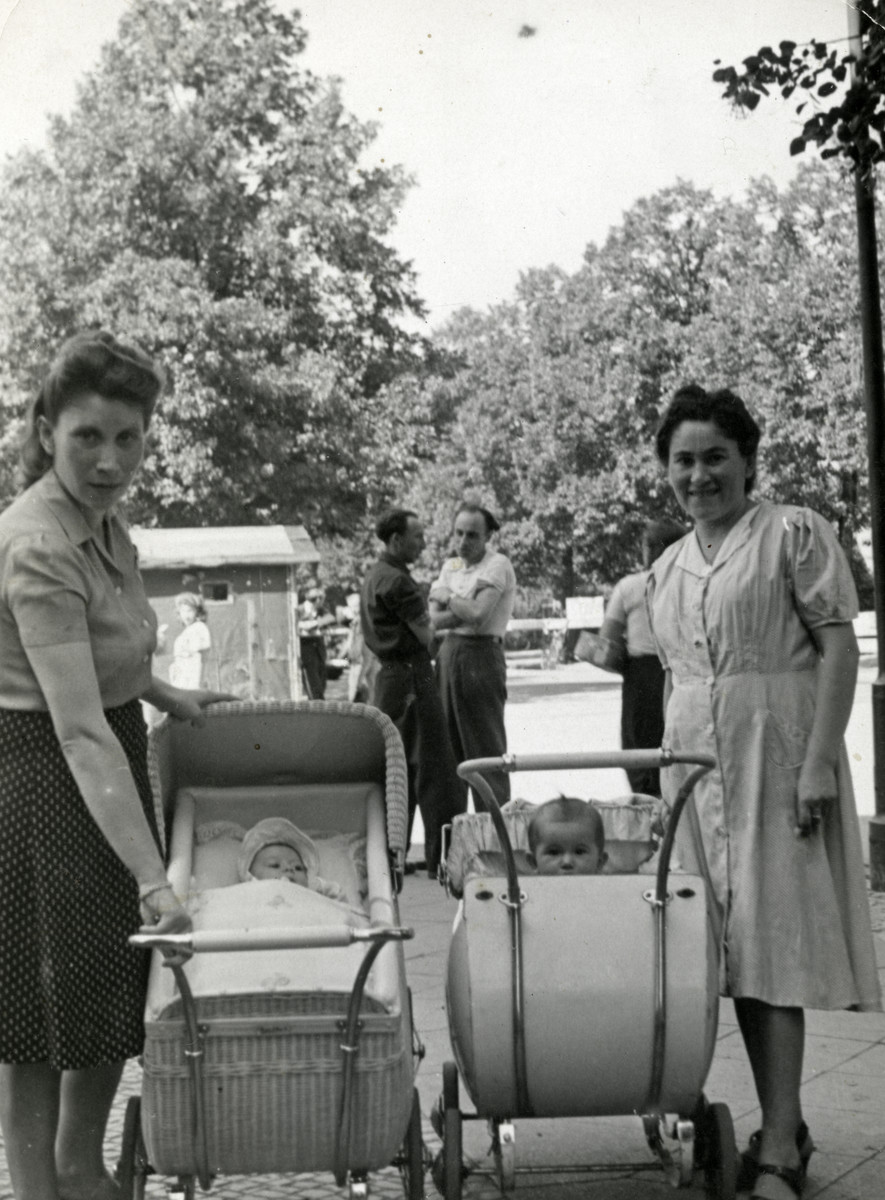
526, 796, 608, 876
237, 816, 346, 900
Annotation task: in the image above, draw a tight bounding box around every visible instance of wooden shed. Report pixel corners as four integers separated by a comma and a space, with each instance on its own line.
131, 525, 320, 701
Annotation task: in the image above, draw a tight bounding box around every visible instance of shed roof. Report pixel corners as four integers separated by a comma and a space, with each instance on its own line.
131, 525, 320, 569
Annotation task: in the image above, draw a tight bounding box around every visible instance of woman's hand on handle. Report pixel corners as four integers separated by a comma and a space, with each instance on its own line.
144, 676, 235, 725
139, 882, 193, 963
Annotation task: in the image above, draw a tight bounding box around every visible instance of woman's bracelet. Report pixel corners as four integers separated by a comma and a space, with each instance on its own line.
138, 880, 174, 904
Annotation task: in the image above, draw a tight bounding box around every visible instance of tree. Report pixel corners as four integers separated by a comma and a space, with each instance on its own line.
711, 3, 882, 604
712, 1, 885, 178
673, 166, 869, 537
403, 170, 877, 597
0, 0, 431, 532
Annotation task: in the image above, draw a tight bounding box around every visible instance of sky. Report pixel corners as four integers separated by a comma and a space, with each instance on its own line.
0, 0, 854, 329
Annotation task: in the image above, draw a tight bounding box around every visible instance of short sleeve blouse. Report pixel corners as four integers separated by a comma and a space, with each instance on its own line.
0, 470, 157, 710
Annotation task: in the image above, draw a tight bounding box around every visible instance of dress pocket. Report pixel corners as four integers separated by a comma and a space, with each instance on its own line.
764, 709, 809, 769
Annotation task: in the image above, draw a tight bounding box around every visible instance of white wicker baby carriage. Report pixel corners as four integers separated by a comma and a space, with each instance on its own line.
121, 700, 424, 1200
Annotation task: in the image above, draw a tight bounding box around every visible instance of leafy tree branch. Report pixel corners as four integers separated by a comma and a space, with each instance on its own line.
712, 0, 885, 178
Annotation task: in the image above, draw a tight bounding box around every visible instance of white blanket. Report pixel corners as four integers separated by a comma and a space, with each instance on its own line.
180, 879, 372, 999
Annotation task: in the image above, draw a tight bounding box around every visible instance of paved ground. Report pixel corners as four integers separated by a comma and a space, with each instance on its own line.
2, 658, 884, 1199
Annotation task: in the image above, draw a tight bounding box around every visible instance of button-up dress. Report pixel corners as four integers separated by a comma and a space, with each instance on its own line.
648, 502, 880, 1011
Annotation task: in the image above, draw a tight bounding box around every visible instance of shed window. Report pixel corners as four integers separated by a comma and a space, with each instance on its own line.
201, 581, 232, 604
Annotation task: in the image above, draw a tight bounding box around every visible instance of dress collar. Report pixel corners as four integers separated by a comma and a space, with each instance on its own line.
676, 501, 762, 577
27, 470, 124, 568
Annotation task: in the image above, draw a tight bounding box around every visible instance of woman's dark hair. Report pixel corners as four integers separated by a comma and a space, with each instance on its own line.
455, 501, 500, 534
654, 384, 762, 492
19, 330, 165, 488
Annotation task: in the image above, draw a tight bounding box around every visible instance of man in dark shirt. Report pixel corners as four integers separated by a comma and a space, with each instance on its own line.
361, 509, 461, 876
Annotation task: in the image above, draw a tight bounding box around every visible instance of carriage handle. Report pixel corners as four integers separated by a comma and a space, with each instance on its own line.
459, 748, 716, 774
130, 923, 414, 954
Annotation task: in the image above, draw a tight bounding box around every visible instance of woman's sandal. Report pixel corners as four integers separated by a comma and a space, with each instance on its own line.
736, 1122, 814, 1192
751, 1163, 805, 1199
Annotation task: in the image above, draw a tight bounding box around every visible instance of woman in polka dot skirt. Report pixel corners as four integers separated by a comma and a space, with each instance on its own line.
0, 332, 230, 1200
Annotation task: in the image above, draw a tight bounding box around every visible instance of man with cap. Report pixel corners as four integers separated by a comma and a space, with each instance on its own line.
430, 502, 516, 810
360, 509, 461, 876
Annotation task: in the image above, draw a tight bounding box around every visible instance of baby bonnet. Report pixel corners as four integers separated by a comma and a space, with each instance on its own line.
237, 817, 321, 883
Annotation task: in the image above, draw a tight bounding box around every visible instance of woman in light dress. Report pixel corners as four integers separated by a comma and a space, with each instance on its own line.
647, 384, 880, 1200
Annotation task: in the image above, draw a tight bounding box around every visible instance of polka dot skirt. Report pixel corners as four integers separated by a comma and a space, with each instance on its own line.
0, 700, 161, 1069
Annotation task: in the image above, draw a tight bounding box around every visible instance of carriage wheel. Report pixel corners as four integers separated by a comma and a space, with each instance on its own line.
701, 1103, 737, 1200
442, 1061, 459, 1111
399, 1088, 425, 1200
440, 1108, 463, 1200
431, 1062, 463, 1200
117, 1096, 149, 1200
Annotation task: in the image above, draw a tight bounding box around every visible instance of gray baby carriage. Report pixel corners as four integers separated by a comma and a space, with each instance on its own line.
435, 748, 737, 1199
121, 700, 425, 1200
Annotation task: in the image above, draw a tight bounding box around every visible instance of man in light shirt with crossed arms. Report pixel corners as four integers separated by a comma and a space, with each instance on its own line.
429, 502, 516, 810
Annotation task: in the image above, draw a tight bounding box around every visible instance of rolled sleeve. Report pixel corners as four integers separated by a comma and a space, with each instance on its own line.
476, 556, 509, 594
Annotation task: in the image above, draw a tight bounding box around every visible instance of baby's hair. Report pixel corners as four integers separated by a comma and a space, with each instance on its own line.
527, 796, 605, 854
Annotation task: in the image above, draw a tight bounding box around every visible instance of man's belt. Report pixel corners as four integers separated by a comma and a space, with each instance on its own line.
451, 634, 503, 644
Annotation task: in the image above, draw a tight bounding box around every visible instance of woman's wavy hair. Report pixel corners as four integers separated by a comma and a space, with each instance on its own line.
175, 592, 208, 622
19, 330, 165, 489
654, 384, 762, 493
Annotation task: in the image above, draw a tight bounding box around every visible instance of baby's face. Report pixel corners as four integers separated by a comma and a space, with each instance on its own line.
251, 843, 309, 884
532, 818, 604, 876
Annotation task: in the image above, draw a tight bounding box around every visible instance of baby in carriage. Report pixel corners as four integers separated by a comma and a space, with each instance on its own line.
236, 816, 346, 901
525, 796, 608, 876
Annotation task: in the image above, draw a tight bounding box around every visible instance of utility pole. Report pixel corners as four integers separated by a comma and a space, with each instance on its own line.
848, 4, 885, 889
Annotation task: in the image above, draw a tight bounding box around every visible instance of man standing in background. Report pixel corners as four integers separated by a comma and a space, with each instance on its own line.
360, 509, 460, 876
430, 502, 516, 809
